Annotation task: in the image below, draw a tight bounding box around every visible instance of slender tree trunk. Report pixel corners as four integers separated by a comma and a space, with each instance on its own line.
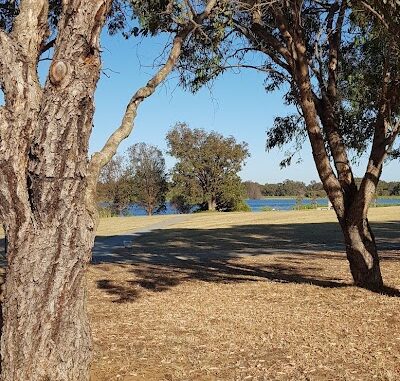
1, 206, 95, 381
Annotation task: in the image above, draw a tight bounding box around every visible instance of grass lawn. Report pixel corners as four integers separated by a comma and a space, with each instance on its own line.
89, 207, 400, 381
96, 215, 175, 236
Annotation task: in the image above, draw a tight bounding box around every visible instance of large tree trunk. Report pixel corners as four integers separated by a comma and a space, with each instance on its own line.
340, 217, 383, 290
1, 205, 95, 380
0, 2, 111, 378
0, 1, 216, 378
284, 30, 385, 290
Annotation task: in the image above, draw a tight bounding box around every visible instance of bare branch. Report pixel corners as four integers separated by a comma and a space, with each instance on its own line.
222, 63, 290, 82
40, 37, 55, 55
309, 1, 356, 195
233, 19, 292, 72
87, 0, 219, 196
86, 28, 191, 207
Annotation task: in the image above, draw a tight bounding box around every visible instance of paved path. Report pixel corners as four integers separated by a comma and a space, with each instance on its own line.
92, 214, 192, 261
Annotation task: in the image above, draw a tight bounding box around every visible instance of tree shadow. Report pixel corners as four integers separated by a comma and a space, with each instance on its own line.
93, 220, 400, 302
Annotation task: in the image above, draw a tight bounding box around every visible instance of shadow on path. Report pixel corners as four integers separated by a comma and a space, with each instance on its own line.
93, 220, 400, 302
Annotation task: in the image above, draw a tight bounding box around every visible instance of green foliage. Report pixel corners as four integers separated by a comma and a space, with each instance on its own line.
167, 122, 249, 211
174, 1, 400, 166
98, 143, 169, 216
243, 181, 263, 199
266, 115, 307, 168
215, 175, 250, 212
231, 199, 251, 212
126, 143, 168, 215
169, 193, 193, 214
292, 203, 325, 210
261, 178, 400, 198
261, 206, 273, 211
97, 206, 115, 218
97, 155, 134, 215
261, 179, 327, 198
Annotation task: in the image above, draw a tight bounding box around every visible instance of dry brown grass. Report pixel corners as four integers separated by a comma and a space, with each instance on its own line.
89, 207, 400, 381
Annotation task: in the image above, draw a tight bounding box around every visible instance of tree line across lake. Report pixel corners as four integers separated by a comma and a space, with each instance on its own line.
98, 122, 400, 216
97, 123, 250, 216
244, 179, 400, 199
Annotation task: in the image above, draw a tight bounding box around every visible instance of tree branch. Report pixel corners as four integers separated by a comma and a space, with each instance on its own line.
360, 0, 389, 29
355, 67, 399, 216
86, 0, 218, 202
233, 19, 292, 72
92, 31, 188, 168
85, 29, 191, 212
12, 0, 49, 65
313, 1, 356, 198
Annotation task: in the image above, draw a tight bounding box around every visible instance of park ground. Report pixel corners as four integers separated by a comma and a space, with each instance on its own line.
89, 207, 400, 381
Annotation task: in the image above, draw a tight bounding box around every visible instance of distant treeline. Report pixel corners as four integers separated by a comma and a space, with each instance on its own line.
244, 179, 400, 199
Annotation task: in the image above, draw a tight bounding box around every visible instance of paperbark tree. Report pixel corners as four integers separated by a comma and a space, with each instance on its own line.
0, 0, 218, 379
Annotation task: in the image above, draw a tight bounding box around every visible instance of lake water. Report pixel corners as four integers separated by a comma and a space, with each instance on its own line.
127, 198, 400, 215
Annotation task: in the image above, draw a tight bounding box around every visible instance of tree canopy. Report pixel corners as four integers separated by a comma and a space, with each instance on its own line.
167, 122, 249, 211
126, 143, 168, 216
98, 155, 133, 216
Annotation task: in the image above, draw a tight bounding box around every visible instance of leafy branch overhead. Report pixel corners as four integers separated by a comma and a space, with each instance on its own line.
170, 0, 399, 290
175, 0, 400, 159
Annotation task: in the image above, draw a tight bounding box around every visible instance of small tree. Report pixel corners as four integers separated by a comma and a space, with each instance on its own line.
98, 155, 133, 215
217, 175, 251, 211
127, 143, 168, 216
170, 194, 193, 214
310, 193, 318, 209
167, 123, 249, 211
295, 192, 304, 210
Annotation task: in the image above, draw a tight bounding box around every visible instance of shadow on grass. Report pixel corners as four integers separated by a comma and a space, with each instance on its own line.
93, 220, 400, 302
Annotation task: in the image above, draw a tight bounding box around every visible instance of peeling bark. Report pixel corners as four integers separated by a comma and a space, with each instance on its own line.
0, 0, 218, 378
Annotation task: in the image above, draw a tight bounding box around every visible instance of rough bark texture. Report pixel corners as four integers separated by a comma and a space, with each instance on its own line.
0, 0, 218, 378
0, 1, 112, 379
2, 217, 94, 380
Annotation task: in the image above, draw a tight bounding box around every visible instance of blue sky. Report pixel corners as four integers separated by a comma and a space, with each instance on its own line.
0, 30, 377, 184
91, 31, 399, 184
